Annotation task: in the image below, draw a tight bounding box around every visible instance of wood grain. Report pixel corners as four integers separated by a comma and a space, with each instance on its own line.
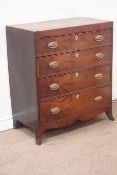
40, 86, 111, 125
36, 29, 112, 55
39, 65, 111, 98
37, 45, 112, 76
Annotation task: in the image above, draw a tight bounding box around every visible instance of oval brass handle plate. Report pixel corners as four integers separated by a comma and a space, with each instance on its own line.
95, 35, 104, 42
49, 83, 60, 90
51, 107, 60, 115
94, 96, 103, 102
49, 61, 60, 69
48, 41, 59, 49
95, 52, 104, 59
94, 73, 103, 80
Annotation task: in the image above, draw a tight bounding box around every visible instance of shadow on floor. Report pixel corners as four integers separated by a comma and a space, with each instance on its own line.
19, 113, 108, 141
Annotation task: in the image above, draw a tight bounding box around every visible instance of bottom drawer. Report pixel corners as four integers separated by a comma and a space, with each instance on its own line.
40, 86, 111, 125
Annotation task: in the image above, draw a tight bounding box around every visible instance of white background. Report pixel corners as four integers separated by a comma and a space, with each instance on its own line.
0, 0, 117, 131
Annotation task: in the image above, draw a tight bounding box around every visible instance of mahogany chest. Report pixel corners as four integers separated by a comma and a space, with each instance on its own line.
6, 17, 114, 145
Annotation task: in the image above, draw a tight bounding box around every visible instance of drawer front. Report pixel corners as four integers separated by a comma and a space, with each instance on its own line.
37, 46, 112, 76
39, 65, 111, 99
40, 86, 111, 124
36, 30, 112, 55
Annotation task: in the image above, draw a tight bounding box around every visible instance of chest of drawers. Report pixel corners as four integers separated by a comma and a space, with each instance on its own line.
6, 17, 114, 145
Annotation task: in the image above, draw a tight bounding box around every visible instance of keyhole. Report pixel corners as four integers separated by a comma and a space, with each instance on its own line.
75, 35, 79, 40
75, 72, 79, 77
76, 94, 79, 100
76, 52, 79, 58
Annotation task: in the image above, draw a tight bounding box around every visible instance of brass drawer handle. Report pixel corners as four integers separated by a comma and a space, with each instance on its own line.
49, 61, 60, 69
94, 73, 103, 80
51, 107, 60, 115
95, 35, 104, 42
94, 96, 103, 102
95, 52, 104, 59
49, 83, 60, 90
48, 41, 59, 49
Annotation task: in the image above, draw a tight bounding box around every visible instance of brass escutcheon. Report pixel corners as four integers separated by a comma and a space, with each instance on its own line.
95, 35, 104, 42
95, 52, 104, 59
94, 73, 103, 80
51, 107, 60, 115
49, 83, 60, 91
76, 94, 80, 100
94, 96, 103, 102
48, 41, 59, 48
49, 61, 60, 69
75, 35, 79, 40
75, 72, 79, 77
76, 52, 79, 58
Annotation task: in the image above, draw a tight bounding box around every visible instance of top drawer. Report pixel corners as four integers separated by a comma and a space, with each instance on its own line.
36, 29, 112, 56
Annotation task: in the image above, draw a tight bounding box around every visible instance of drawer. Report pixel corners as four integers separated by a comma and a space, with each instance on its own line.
36, 29, 112, 55
40, 86, 111, 124
38, 65, 111, 99
37, 45, 112, 76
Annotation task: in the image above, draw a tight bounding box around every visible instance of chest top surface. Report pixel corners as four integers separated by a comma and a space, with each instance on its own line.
9, 17, 112, 32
